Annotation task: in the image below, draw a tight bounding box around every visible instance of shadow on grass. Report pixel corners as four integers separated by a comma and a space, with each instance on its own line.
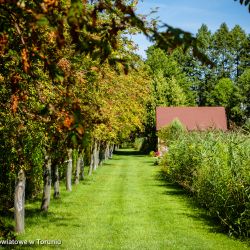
114, 150, 145, 156
24, 208, 59, 220
184, 212, 223, 233
145, 160, 161, 167
24, 207, 77, 225
79, 178, 94, 186
155, 169, 227, 235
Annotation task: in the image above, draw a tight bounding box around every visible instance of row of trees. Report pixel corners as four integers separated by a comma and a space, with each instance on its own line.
0, 0, 154, 234
0, 47, 149, 231
144, 23, 249, 144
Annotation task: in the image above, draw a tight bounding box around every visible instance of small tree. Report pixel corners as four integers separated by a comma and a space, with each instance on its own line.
157, 119, 186, 145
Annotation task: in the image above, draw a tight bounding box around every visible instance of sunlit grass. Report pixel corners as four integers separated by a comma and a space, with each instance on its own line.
16, 149, 249, 249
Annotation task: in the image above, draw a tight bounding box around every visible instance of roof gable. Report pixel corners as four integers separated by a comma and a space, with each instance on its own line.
156, 107, 227, 131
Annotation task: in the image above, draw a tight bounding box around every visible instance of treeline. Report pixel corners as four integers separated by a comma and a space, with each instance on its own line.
145, 23, 250, 140
0, 0, 153, 234
0, 39, 149, 230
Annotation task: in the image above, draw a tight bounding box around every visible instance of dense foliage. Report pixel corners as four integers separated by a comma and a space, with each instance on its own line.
159, 123, 250, 238
0, 1, 153, 229
145, 23, 250, 137
157, 119, 186, 145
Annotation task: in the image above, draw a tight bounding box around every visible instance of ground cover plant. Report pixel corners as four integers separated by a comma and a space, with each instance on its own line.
159, 121, 250, 238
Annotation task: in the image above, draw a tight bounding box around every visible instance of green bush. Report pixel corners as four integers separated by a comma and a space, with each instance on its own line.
157, 118, 186, 145
133, 137, 145, 151
160, 130, 250, 238
243, 118, 250, 133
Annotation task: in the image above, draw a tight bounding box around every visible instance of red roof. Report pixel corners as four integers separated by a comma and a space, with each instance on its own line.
156, 107, 227, 131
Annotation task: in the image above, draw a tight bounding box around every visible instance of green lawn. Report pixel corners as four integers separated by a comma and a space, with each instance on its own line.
17, 149, 249, 249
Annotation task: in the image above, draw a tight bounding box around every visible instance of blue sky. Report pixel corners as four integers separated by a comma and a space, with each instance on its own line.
132, 0, 250, 58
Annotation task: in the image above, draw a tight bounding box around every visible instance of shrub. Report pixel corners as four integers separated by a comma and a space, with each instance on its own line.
161, 130, 250, 238
133, 137, 145, 151
243, 118, 250, 133
157, 119, 186, 145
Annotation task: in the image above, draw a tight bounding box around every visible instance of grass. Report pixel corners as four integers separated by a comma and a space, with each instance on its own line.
13, 149, 250, 249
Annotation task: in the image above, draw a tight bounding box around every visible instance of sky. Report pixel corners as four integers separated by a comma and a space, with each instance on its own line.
132, 0, 250, 58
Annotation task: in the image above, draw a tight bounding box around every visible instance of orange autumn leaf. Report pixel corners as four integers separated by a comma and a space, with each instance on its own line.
11, 94, 19, 113
63, 115, 74, 129
76, 125, 84, 135
21, 48, 30, 73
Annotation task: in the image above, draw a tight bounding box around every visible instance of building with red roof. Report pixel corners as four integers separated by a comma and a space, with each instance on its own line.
156, 107, 227, 131
156, 106, 227, 155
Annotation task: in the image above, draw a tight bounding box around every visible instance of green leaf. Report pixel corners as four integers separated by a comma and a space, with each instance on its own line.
70, 133, 78, 147
36, 16, 49, 26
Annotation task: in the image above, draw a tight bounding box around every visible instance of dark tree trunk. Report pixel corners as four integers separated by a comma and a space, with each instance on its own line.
41, 155, 52, 212
53, 164, 60, 199
14, 169, 25, 233
66, 149, 73, 191
99, 143, 105, 166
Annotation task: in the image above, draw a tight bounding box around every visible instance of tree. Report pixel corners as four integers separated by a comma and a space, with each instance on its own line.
146, 46, 195, 106
143, 46, 195, 150
230, 25, 248, 79
206, 78, 242, 122
165, 23, 249, 125
237, 68, 250, 119
208, 78, 234, 107
213, 23, 233, 79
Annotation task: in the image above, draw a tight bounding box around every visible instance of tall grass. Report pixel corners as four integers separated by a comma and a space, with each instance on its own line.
159, 124, 250, 238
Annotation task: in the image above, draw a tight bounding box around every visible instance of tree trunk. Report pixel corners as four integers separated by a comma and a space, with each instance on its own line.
53, 164, 60, 199
105, 143, 109, 160
88, 144, 94, 176
14, 169, 25, 233
93, 140, 98, 171
75, 153, 81, 185
72, 149, 77, 181
96, 142, 100, 168
109, 143, 114, 158
66, 149, 73, 191
80, 152, 85, 180
41, 155, 52, 212
99, 143, 105, 166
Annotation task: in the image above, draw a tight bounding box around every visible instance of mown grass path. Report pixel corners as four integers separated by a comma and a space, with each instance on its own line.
19, 149, 249, 249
